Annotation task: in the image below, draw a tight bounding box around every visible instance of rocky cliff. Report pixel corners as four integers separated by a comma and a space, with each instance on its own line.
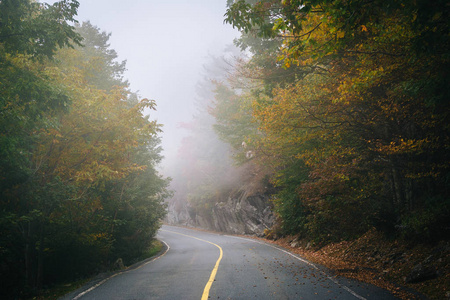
165, 189, 274, 236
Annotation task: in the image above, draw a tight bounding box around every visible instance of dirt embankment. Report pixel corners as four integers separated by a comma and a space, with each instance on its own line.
263, 230, 449, 300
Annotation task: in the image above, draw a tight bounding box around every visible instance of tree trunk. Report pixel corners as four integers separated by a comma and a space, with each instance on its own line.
23, 222, 35, 290
36, 222, 45, 290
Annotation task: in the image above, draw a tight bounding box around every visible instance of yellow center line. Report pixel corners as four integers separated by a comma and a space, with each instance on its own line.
201, 242, 223, 300
161, 229, 223, 300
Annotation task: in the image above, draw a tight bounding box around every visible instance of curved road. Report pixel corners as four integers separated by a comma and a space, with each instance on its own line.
62, 225, 398, 300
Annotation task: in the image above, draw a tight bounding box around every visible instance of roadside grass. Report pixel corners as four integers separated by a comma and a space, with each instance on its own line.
137, 239, 163, 262
32, 239, 164, 300
33, 278, 92, 300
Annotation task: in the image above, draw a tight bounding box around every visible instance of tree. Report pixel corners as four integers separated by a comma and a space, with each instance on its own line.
74, 21, 128, 91
0, 0, 82, 59
29, 23, 168, 288
0, 2, 82, 295
166, 49, 257, 227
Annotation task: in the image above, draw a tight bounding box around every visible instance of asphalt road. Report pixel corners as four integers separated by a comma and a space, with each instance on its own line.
62, 225, 398, 300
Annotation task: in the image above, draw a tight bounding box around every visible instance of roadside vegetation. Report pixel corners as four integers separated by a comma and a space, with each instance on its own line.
32, 240, 164, 300
0, 2, 169, 299
218, 0, 449, 244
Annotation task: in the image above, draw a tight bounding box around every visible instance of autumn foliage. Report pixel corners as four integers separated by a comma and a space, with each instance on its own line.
0, 3, 168, 298
218, 0, 449, 243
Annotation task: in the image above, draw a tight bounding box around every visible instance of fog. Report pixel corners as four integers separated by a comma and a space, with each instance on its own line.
55, 0, 239, 172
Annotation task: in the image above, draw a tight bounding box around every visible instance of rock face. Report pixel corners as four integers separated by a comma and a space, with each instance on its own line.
165, 190, 274, 236
213, 191, 274, 235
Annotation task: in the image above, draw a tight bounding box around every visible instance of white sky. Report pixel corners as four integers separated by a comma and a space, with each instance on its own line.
45, 0, 239, 168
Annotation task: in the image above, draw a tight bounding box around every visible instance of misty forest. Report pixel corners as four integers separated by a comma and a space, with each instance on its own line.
0, 0, 449, 299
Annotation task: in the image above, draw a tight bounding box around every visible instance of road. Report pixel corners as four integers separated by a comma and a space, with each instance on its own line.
62, 225, 398, 300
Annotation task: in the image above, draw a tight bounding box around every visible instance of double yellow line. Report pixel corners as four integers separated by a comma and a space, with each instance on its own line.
161, 229, 223, 300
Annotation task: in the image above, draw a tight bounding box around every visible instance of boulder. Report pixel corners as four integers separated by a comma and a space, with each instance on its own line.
405, 263, 437, 283
113, 258, 125, 270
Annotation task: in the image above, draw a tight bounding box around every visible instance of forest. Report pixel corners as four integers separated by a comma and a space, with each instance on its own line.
175, 0, 449, 244
0, 1, 169, 298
